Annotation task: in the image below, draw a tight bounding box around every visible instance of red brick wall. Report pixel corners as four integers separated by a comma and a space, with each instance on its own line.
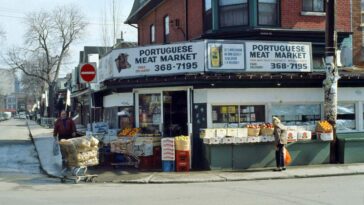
136, 0, 352, 45
281, 0, 351, 32
187, 0, 203, 40
137, 0, 204, 45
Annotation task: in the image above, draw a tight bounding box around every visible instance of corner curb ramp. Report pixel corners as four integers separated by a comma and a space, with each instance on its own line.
26, 120, 62, 179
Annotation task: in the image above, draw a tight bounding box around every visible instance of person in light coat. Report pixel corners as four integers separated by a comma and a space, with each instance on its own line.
273, 117, 287, 171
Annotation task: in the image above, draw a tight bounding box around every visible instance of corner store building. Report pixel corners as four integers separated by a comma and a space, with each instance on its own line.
94, 0, 364, 169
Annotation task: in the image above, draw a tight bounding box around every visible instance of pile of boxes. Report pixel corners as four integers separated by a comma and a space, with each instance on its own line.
201, 126, 314, 144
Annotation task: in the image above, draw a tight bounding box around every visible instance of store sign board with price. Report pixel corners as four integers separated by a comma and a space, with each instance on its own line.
111, 41, 205, 78
245, 41, 312, 72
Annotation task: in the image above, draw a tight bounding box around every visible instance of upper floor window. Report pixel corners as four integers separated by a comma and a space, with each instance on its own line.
150, 24, 155, 44
258, 0, 278, 26
164, 15, 170, 44
302, 0, 324, 12
204, 0, 212, 31
219, 0, 248, 27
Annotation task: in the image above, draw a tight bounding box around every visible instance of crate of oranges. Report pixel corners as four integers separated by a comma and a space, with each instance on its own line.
316, 121, 333, 133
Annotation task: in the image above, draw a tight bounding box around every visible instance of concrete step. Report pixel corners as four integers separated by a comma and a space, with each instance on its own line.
0, 141, 41, 174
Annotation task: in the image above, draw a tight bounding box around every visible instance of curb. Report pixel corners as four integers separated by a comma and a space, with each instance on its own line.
26, 120, 61, 179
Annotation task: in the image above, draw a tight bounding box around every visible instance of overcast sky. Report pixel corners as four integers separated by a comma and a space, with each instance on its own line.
0, 0, 137, 77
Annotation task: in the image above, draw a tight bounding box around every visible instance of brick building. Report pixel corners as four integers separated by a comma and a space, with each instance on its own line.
353, 0, 364, 66
94, 0, 364, 170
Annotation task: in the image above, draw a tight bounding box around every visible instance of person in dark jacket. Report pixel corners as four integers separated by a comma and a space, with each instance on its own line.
273, 117, 287, 171
53, 111, 76, 140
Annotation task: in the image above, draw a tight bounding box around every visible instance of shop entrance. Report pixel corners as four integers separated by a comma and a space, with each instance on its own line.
136, 88, 191, 137
163, 91, 188, 137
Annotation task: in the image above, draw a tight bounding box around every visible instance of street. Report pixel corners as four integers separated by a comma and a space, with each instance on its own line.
0, 174, 363, 205
0, 118, 30, 141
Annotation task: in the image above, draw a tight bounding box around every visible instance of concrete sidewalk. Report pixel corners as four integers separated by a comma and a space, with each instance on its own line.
89, 163, 364, 184
25, 119, 364, 184
26, 120, 62, 177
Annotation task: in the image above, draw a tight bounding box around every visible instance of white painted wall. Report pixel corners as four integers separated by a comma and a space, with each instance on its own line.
193, 87, 364, 132
103, 93, 133, 108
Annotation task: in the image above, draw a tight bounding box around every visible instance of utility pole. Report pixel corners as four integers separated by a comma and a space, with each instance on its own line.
324, 0, 339, 163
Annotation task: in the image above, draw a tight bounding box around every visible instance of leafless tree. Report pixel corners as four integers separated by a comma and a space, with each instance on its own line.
100, 0, 123, 48
5, 5, 87, 117
0, 25, 5, 40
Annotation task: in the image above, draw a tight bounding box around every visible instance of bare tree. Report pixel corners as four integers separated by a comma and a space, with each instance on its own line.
100, 0, 123, 47
0, 25, 5, 41
5, 5, 87, 117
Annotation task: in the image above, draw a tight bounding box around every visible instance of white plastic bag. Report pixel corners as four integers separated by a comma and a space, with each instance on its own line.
53, 137, 60, 156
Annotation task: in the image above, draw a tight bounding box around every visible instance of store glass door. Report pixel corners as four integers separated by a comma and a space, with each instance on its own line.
138, 93, 162, 134
163, 91, 188, 137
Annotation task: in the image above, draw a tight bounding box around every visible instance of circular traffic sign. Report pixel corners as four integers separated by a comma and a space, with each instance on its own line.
80, 63, 96, 82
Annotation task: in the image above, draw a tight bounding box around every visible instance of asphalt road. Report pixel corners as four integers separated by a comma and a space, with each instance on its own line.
0, 118, 30, 141
0, 174, 363, 205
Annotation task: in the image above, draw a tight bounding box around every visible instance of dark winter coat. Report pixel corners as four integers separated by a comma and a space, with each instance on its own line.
53, 118, 76, 140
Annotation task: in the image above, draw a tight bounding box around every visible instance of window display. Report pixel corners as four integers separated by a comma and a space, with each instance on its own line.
139, 94, 162, 134
212, 105, 265, 127
271, 104, 320, 125
337, 103, 356, 131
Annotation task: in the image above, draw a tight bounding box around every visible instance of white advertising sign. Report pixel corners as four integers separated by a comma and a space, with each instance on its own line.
245, 41, 312, 72
207, 43, 245, 70
98, 42, 205, 80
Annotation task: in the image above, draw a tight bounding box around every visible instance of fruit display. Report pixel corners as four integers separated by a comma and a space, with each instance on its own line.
118, 128, 141, 137
316, 121, 333, 133
260, 123, 274, 136
246, 124, 260, 136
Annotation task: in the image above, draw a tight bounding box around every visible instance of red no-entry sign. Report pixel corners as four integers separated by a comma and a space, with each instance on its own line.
80, 63, 96, 83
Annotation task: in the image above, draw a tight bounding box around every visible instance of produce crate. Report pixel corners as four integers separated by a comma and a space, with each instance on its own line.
162, 160, 175, 172
248, 128, 260, 137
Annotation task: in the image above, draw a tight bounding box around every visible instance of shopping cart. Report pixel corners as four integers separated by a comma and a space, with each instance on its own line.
110, 137, 140, 168
59, 142, 98, 184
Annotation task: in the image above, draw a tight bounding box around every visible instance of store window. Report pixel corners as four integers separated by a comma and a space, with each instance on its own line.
337, 103, 356, 131
150, 24, 155, 44
164, 15, 170, 44
258, 0, 278, 26
272, 104, 321, 125
212, 105, 265, 127
119, 107, 134, 130
302, 0, 325, 12
103, 107, 119, 129
139, 94, 161, 134
240, 105, 265, 124
204, 0, 212, 31
212, 105, 239, 124
219, 0, 248, 27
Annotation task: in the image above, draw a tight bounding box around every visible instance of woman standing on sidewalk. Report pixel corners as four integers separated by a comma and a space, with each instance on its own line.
273, 117, 287, 171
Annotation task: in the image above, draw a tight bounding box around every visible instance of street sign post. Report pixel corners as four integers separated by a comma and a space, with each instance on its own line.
80, 63, 97, 128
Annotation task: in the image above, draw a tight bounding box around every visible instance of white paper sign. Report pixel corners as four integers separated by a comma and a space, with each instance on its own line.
207, 43, 245, 70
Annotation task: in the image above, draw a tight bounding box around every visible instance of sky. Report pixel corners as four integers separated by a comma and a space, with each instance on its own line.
0, 0, 137, 77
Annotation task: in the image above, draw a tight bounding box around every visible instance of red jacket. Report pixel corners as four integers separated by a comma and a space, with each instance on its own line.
53, 118, 76, 140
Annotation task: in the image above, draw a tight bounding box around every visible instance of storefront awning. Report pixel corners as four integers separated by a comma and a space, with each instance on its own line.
71, 89, 90, 98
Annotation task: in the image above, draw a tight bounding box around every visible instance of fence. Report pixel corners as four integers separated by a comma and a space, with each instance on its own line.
40, 117, 56, 128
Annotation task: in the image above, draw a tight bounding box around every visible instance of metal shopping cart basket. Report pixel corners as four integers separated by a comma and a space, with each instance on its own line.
110, 136, 140, 168
59, 141, 98, 184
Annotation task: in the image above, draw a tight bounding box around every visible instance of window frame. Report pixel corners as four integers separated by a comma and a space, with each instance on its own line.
218, 0, 250, 28
150, 24, 155, 44
302, 0, 325, 12
204, 0, 213, 31
163, 15, 170, 44
257, 0, 280, 27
